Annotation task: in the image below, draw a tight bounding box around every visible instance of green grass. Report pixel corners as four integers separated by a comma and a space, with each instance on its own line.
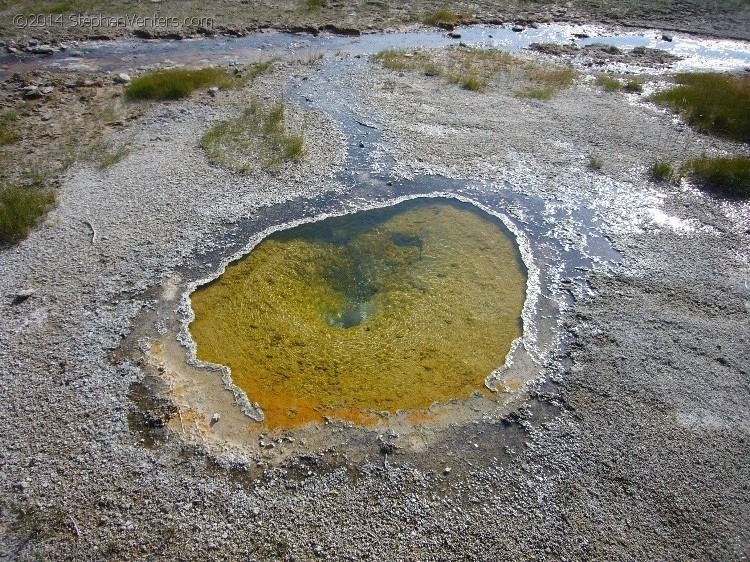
624, 79, 643, 93
0, 112, 20, 146
650, 160, 674, 182
201, 100, 305, 172
20, 0, 99, 13
302, 0, 326, 11
96, 144, 131, 170
423, 8, 460, 27
374, 47, 577, 98
688, 156, 750, 199
596, 75, 621, 91
246, 61, 273, 79
651, 73, 750, 142
518, 86, 554, 100
448, 72, 485, 91
372, 49, 427, 71
526, 67, 577, 90
46, 1, 75, 13
0, 186, 55, 244
125, 67, 236, 101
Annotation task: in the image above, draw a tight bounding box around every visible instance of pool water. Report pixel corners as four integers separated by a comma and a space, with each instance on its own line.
189, 198, 526, 428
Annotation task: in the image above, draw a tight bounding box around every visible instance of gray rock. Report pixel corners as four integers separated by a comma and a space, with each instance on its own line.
11, 289, 35, 304
27, 44, 55, 55
512, 24, 525, 32
113, 73, 131, 84
208, 86, 219, 96
40, 86, 54, 95
21, 85, 40, 99
662, 33, 674, 42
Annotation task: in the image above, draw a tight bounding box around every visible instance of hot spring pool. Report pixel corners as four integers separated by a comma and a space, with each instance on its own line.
189, 198, 527, 428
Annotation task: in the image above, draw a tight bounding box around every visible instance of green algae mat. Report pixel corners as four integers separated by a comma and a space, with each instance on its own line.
190, 199, 526, 428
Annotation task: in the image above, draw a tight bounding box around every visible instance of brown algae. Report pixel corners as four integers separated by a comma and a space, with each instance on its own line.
189, 199, 526, 429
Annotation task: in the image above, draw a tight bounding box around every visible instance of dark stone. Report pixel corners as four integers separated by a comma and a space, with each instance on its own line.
11, 289, 35, 304
132, 29, 153, 39
319, 24, 361, 36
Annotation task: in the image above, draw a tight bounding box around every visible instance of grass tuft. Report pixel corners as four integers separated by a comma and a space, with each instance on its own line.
449, 72, 485, 91
201, 100, 305, 172
423, 8, 460, 27
97, 144, 132, 170
302, 0, 327, 11
0, 186, 55, 244
588, 154, 604, 170
0, 112, 21, 146
125, 67, 236, 101
246, 61, 273, 79
518, 86, 554, 100
374, 47, 576, 99
526, 67, 577, 90
688, 156, 750, 199
651, 73, 749, 142
624, 79, 643, 93
373, 49, 426, 72
596, 75, 621, 92
650, 160, 674, 182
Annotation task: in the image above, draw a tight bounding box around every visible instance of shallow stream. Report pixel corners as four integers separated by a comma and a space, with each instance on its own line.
2, 21, 749, 77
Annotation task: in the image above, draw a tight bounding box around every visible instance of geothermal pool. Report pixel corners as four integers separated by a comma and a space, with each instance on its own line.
189, 198, 527, 428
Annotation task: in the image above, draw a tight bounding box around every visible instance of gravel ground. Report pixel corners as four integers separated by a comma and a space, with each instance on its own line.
1, 42, 749, 561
